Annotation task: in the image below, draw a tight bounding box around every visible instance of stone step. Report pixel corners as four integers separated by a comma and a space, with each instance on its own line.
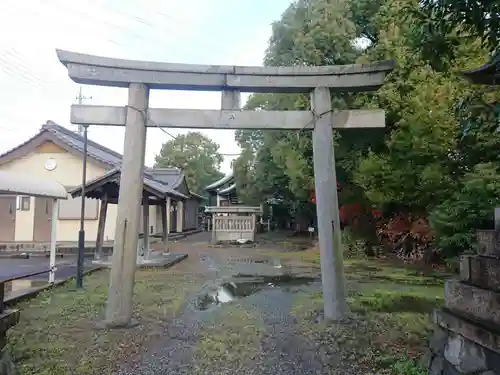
460, 255, 500, 292
445, 280, 500, 327
434, 308, 500, 355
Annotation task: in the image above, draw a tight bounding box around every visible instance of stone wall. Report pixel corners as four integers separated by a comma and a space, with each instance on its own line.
423, 230, 500, 375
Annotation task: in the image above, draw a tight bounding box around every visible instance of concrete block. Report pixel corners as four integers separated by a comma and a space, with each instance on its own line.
444, 280, 500, 326
459, 255, 500, 292
420, 348, 433, 369
430, 323, 450, 356
444, 333, 488, 373
477, 230, 500, 257
460, 255, 470, 283
430, 356, 444, 375
443, 360, 461, 375
434, 309, 500, 354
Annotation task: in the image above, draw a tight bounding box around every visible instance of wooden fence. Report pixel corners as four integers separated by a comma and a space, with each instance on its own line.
212, 215, 256, 243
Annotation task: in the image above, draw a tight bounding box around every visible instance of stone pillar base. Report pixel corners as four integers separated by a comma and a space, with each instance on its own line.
423, 247, 500, 375
423, 309, 500, 375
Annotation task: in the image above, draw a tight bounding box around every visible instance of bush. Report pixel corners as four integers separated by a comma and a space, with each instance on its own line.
343, 228, 368, 259
430, 163, 500, 259
376, 214, 435, 263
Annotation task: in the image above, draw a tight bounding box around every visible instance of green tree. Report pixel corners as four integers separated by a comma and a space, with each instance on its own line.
430, 163, 500, 258
232, 0, 500, 259
154, 132, 224, 194
353, 0, 500, 257
233, 0, 371, 224
409, 0, 499, 69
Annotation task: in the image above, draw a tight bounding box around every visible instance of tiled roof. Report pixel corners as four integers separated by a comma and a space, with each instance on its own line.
218, 183, 236, 196
460, 53, 500, 85
0, 120, 204, 199
205, 173, 234, 191
42, 121, 122, 166
146, 167, 183, 188
70, 168, 189, 200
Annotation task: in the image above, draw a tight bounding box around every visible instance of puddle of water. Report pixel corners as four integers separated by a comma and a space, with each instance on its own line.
200, 255, 219, 271
228, 257, 284, 268
196, 274, 318, 311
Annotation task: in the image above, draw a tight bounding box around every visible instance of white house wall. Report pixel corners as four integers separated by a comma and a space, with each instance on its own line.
0, 144, 117, 242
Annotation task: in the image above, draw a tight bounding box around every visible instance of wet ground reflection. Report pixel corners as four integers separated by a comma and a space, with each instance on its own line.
196, 274, 318, 311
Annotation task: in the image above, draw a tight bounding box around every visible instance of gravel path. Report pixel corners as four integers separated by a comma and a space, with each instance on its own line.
115, 233, 350, 375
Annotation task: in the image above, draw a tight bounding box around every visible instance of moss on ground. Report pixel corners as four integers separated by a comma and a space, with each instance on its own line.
7, 268, 198, 375
7, 240, 447, 375
192, 304, 265, 372
286, 255, 447, 375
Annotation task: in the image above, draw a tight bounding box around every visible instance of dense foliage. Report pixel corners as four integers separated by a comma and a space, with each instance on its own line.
155, 132, 224, 194
233, 0, 500, 263
410, 0, 499, 69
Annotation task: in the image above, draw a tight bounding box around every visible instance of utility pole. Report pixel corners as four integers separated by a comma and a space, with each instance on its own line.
76, 86, 91, 288
76, 87, 92, 134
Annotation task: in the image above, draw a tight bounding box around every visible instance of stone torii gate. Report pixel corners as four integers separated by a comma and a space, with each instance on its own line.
56, 49, 393, 327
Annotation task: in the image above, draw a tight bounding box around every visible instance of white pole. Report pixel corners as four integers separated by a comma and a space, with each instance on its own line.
49, 199, 59, 283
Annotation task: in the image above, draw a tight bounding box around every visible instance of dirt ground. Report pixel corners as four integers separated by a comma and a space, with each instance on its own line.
8, 231, 445, 375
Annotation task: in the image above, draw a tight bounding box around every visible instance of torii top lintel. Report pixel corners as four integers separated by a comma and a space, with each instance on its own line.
56, 49, 394, 94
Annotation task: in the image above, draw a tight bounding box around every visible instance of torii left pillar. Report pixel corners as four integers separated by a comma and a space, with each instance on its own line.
105, 83, 148, 327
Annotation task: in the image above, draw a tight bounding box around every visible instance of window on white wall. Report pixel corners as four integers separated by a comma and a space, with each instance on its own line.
16, 196, 31, 211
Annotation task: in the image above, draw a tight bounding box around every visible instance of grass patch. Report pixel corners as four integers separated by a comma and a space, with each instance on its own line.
7, 268, 199, 375
260, 248, 322, 266
193, 304, 264, 371
287, 255, 447, 375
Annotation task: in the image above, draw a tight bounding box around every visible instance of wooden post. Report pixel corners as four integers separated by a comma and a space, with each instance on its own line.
311, 86, 349, 320
177, 201, 184, 232
95, 193, 108, 260
143, 198, 150, 259
106, 83, 149, 327
495, 208, 500, 230
49, 199, 58, 283
211, 214, 216, 243
161, 200, 169, 254
166, 197, 171, 234
251, 213, 256, 242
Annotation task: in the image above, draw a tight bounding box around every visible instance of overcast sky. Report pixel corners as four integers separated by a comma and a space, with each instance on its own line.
0, 0, 292, 173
